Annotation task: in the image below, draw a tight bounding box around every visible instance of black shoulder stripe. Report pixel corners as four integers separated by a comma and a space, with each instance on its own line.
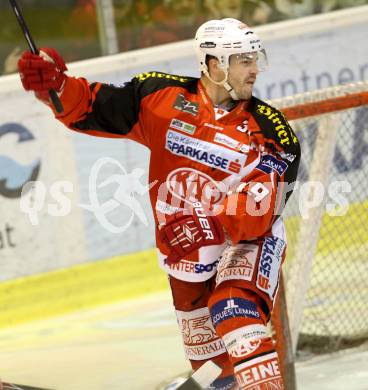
73, 81, 140, 135
133, 71, 198, 97
249, 96, 299, 153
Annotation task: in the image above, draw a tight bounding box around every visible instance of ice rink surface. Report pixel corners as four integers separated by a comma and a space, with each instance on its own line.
0, 291, 367, 390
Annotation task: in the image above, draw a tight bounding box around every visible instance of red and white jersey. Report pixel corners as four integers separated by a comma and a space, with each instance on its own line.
51, 71, 300, 281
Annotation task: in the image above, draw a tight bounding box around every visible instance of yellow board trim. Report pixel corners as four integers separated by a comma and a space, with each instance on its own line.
0, 248, 168, 329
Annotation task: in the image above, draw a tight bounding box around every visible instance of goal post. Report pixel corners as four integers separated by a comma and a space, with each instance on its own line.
269, 81, 368, 387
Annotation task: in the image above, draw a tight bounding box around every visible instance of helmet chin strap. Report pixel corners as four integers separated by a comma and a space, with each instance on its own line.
203, 68, 240, 101
224, 80, 239, 101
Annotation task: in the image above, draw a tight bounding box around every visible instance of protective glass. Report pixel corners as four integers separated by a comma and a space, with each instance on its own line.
230, 49, 269, 72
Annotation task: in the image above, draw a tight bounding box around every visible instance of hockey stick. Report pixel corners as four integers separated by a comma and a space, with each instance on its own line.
175, 361, 222, 390
8, 0, 64, 113
2, 382, 53, 390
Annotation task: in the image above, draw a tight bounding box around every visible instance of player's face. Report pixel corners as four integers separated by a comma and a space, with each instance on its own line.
227, 53, 259, 100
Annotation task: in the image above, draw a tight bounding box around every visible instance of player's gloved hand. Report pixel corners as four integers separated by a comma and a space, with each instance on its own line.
160, 202, 225, 264
17, 47, 67, 102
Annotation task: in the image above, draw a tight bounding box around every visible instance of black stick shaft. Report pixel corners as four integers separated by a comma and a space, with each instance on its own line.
3, 382, 53, 390
8, 0, 64, 113
8, 0, 37, 54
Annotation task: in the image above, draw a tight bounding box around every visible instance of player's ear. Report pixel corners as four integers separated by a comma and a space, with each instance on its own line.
207, 57, 214, 71
209, 58, 220, 73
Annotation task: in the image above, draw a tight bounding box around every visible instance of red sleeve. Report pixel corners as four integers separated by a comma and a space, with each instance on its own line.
218, 171, 276, 243
218, 151, 300, 243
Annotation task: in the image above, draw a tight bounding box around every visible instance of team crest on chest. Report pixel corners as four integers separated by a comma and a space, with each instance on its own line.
173, 94, 199, 116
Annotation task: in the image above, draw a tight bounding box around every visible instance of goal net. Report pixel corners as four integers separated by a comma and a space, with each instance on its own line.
270, 80, 368, 361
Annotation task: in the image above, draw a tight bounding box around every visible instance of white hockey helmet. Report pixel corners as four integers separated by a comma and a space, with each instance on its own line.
194, 18, 267, 73
194, 18, 268, 99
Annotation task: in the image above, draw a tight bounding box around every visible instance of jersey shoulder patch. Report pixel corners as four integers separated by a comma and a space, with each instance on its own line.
249, 96, 299, 153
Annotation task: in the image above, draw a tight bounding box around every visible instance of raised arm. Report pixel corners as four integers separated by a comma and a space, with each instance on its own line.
17, 47, 149, 146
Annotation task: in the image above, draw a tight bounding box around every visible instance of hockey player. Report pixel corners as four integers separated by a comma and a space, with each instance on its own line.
17, 18, 300, 390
